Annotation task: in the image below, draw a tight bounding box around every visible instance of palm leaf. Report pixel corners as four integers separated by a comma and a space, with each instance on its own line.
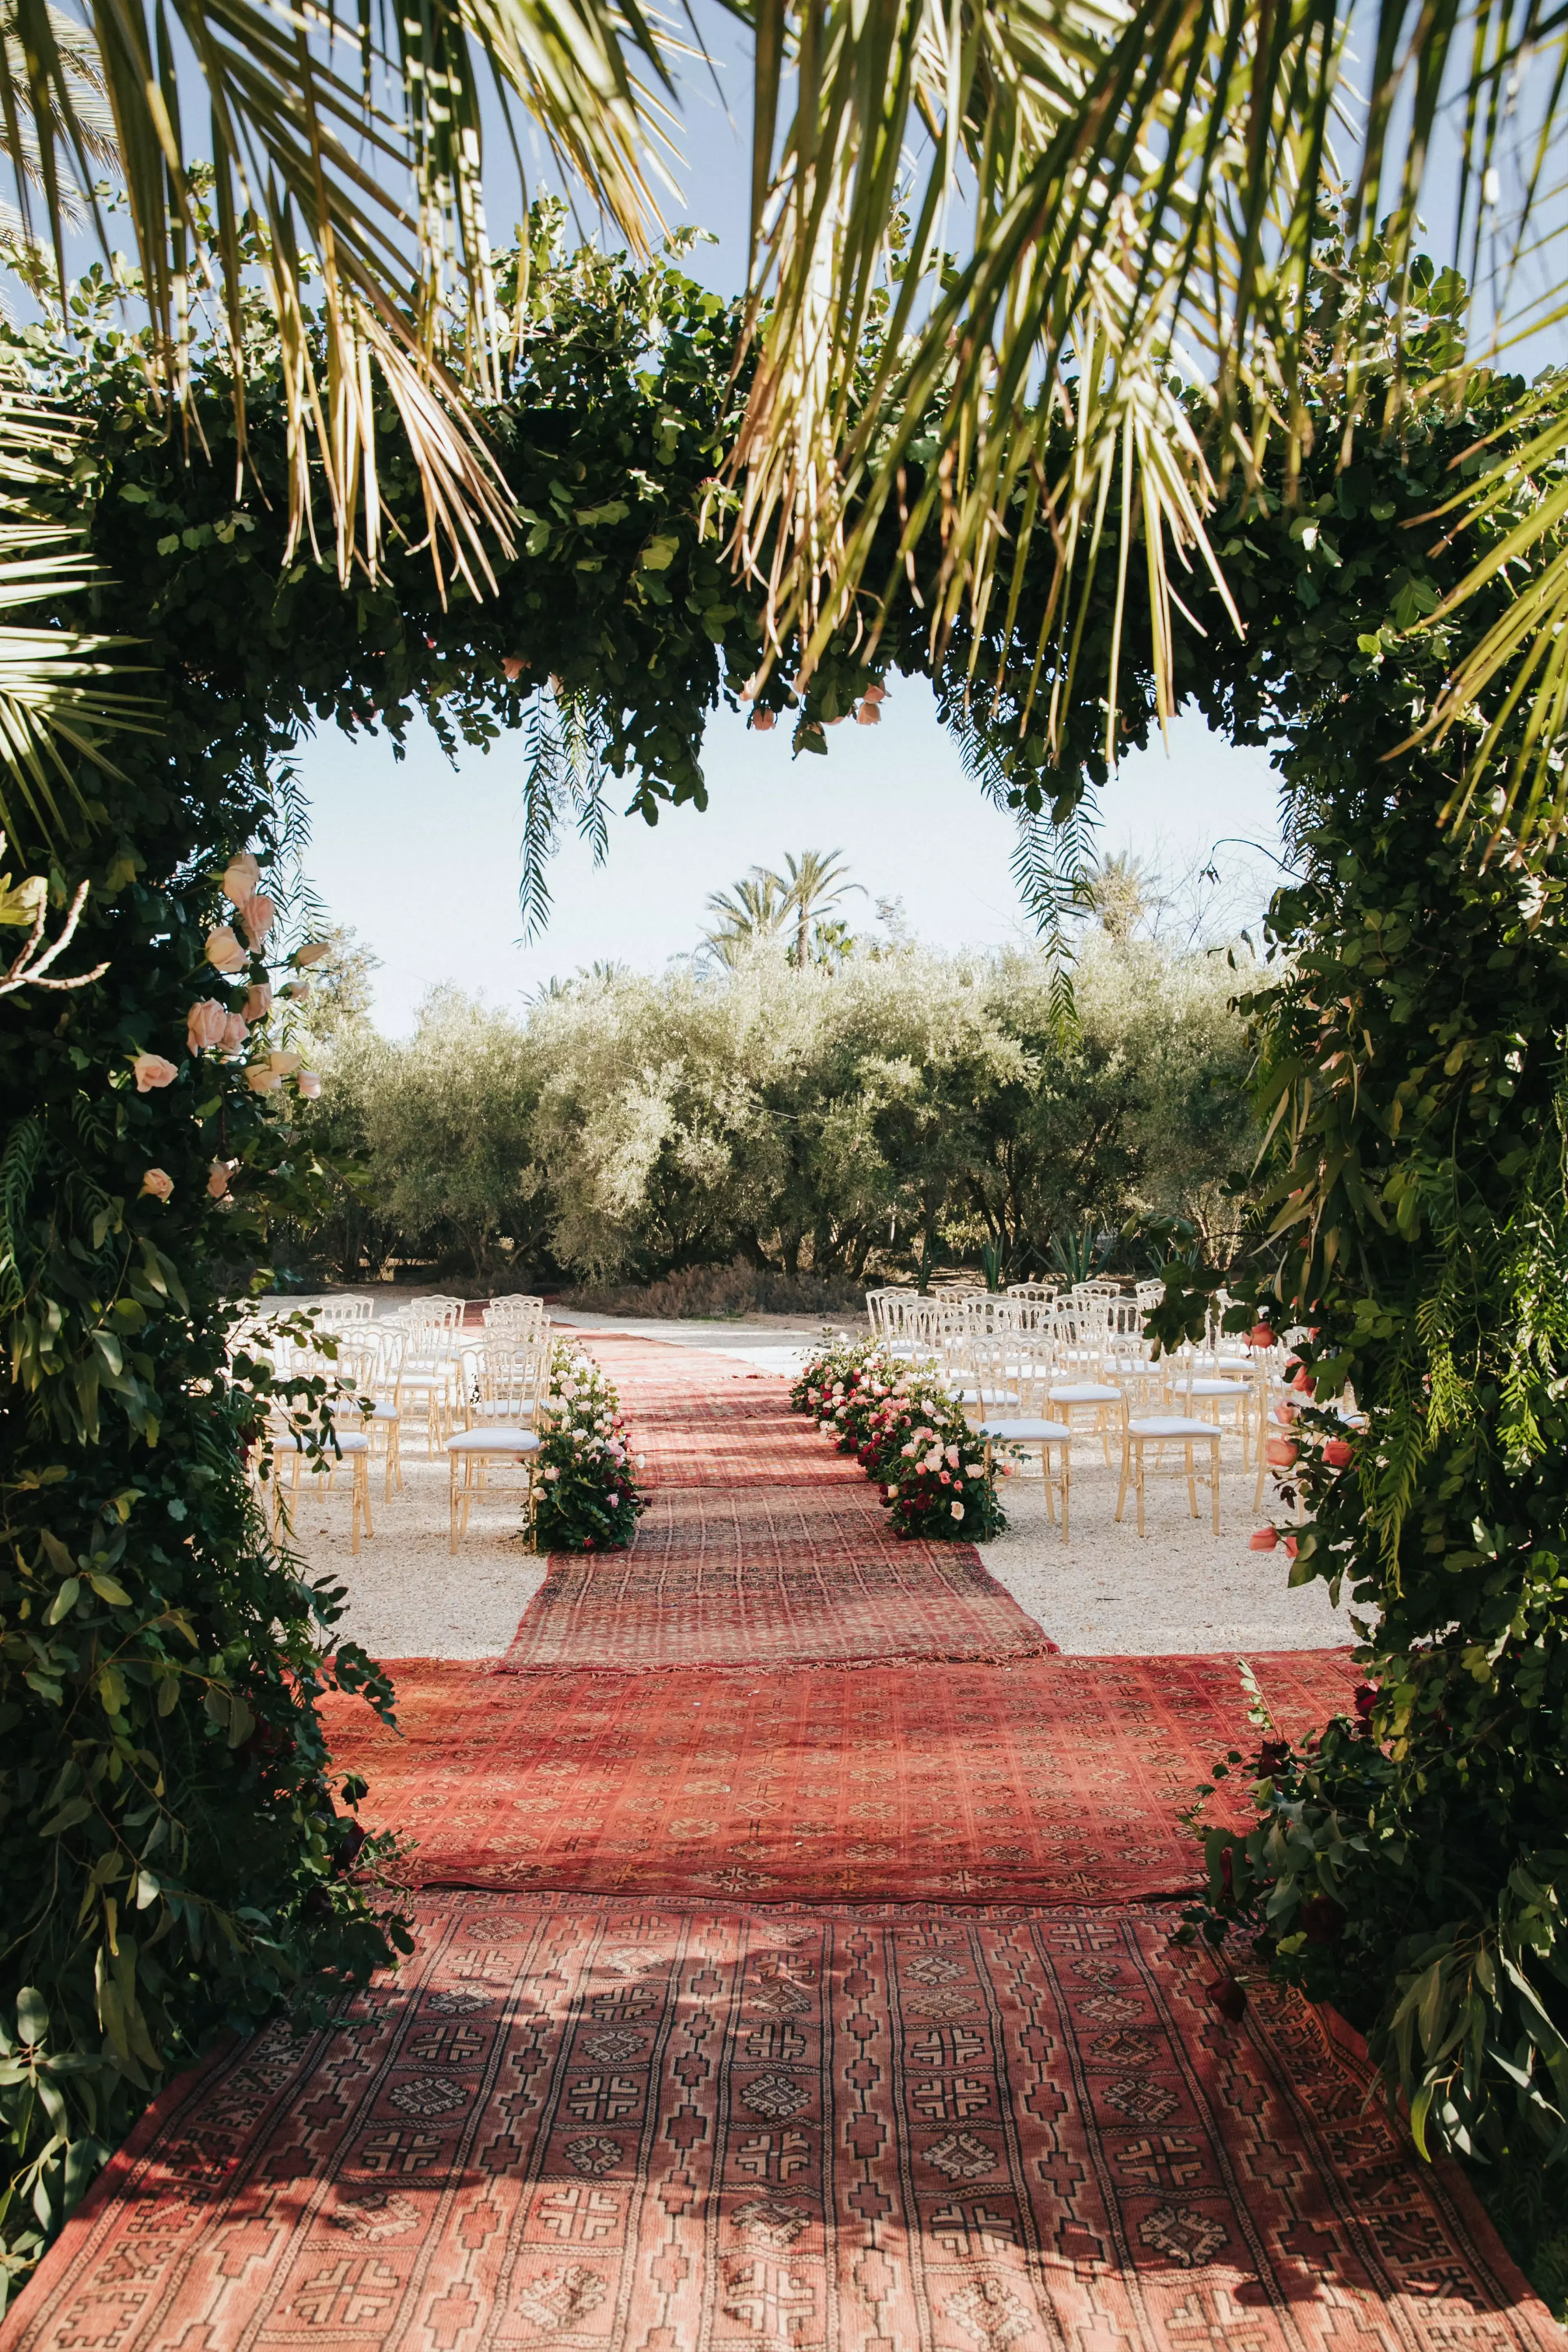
0, 0, 687, 587
731, 0, 1567, 777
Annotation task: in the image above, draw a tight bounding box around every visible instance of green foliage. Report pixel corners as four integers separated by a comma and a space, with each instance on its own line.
535, 1343, 649, 1553
1125, 274, 1568, 2234
304, 939, 1254, 1290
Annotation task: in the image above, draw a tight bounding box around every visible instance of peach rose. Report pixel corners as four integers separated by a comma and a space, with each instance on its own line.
502, 655, 528, 682
297, 1069, 323, 1100
186, 999, 229, 1053
243, 982, 273, 1022
219, 1012, 247, 1052
205, 925, 245, 974
237, 894, 275, 951
281, 978, 312, 1001
292, 942, 332, 969
269, 1049, 303, 1075
140, 1167, 174, 1201
245, 1063, 283, 1094
207, 1158, 236, 1200
131, 1053, 177, 1092
751, 709, 777, 732
855, 700, 881, 724
222, 852, 261, 904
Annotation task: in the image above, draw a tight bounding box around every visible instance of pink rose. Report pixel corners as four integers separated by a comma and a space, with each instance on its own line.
950, 1501, 965, 1520
140, 1167, 174, 1200
222, 852, 261, 904
243, 983, 273, 1022
297, 1070, 323, 1100
223, 1013, 249, 1051
245, 1063, 283, 1094
186, 999, 229, 1053
204, 925, 245, 974
236, 894, 275, 951
131, 1053, 177, 1092
502, 655, 528, 681
207, 1158, 236, 1200
293, 942, 332, 968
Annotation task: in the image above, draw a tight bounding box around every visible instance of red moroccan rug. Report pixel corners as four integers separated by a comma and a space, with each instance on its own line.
322, 1650, 1357, 1902
574, 1336, 848, 1490
499, 1485, 1054, 1672
5, 1889, 1554, 2352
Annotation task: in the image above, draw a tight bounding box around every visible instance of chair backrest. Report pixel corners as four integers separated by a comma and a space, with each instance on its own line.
969, 1336, 1054, 1420
481, 1336, 552, 1421
1006, 1281, 1061, 1307
1048, 1306, 1110, 1378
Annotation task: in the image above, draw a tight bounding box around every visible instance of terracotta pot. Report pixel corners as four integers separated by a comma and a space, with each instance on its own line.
1249, 1526, 1278, 1551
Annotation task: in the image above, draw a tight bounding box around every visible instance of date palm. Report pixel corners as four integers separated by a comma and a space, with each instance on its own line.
772, 848, 864, 968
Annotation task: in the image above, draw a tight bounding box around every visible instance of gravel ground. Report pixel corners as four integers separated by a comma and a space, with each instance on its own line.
294, 1313, 1351, 1661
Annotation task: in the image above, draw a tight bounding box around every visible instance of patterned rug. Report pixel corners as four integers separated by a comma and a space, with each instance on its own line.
322, 1650, 1357, 1902
5, 1889, 1554, 2352
498, 1485, 1055, 1673
579, 1339, 847, 1491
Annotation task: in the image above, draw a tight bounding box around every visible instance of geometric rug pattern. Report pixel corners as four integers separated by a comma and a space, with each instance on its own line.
323, 1650, 1361, 1904
4, 1890, 1557, 2352
499, 1341, 1055, 1671
5, 1335, 1556, 2352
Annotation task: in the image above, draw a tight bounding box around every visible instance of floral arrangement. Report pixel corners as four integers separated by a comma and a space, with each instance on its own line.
791, 1333, 1005, 1541
534, 1341, 650, 1552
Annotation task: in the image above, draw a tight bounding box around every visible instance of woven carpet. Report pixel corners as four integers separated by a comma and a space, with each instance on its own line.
495, 1336, 1054, 1672
499, 1486, 1055, 1673
6, 1889, 1555, 2352
321, 1650, 1357, 1902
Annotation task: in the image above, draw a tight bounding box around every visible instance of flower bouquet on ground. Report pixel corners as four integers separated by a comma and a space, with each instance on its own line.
534, 1342, 650, 1552
791, 1332, 1005, 1541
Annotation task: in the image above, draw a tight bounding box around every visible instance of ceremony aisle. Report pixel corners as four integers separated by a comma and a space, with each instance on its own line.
3, 1338, 1558, 2352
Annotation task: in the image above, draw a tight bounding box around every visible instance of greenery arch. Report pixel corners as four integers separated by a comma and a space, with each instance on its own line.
3, 220, 1566, 2296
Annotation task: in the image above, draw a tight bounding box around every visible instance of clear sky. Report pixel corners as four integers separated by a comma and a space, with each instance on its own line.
296, 695, 1287, 1035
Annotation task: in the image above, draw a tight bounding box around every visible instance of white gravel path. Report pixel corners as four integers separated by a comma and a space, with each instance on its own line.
287, 1308, 1352, 1661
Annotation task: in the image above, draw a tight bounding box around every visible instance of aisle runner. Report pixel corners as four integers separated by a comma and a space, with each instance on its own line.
323, 1650, 1358, 1903
7, 1891, 1555, 2352
502, 1338, 1052, 1670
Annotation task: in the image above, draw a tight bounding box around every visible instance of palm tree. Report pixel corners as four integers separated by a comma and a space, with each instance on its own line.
700, 869, 790, 968
773, 849, 865, 968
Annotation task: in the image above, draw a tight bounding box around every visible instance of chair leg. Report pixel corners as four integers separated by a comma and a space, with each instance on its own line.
1059, 1443, 1070, 1545
449, 1456, 461, 1553
1184, 1441, 1198, 1519
1115, 1437, 1130, 1523
1210, 1440, 1221, 1534
1136, 1445, 1146, 1538
359, 1455, 373, 1543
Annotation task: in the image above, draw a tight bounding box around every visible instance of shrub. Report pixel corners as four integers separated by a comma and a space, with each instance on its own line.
534, 1344, 650, 1552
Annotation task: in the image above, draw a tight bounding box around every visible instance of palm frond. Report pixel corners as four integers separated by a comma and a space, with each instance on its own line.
0, 0, 687, 588
0, 388, 156, 846
731, 0, 1568, 774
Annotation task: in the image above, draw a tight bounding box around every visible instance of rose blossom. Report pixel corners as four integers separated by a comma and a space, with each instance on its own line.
207, 1158, 236, 1200
236, 895, 275, 951
950, 1501, 965, 1520
131, 1053, 177, 1092
205, 925, 245, 973
223, 1012, 249, 1051
186, 999, 229, 1053
140, 1167, 174, 1200
297, 1071, 323, 1100
293, 942, 332, 968
269, 1049, 303, 1075
222, 852, 261, 904
543, 1466, 560, 1481
245, 1063, 283, 1094
243, 983, 273, 1022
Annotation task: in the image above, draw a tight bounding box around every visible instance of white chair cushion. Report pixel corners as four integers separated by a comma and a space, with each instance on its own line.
365, 1401, 398, 1420
278, 1430, 370, 1454
469, 1399, 537, 1419
1129, 1416, 1221, 1440
1176, 1379, 1249, 1397
445, 1429, 541, 1455
981, 1417, 1072, 1442
1049, 1382, 1120, 1404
